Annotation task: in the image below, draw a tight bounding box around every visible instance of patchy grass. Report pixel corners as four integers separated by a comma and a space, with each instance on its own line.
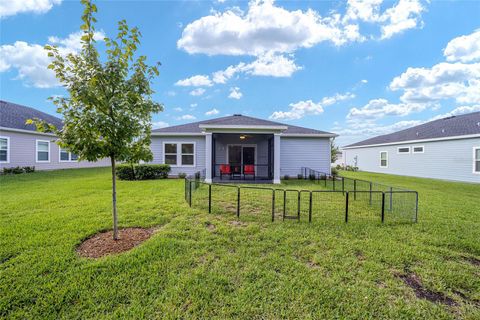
0, 168, 479, 319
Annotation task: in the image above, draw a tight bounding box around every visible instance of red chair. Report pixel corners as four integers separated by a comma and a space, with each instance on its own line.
243, 165, 255, 180
219, 164, 231, 180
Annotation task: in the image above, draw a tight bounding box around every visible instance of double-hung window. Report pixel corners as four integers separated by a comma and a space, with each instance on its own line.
59, 147, 79, 162
36, 140, 50, 162
474, 147, 480, 174
380, 151, 388, 168
163, 142, 195, 166
0, 137, 9, 163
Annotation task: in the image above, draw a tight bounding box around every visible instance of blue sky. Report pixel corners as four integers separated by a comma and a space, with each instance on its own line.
1, 0, 479, 146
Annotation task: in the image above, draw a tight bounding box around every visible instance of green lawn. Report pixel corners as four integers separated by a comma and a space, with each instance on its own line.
0, 168, 479, 319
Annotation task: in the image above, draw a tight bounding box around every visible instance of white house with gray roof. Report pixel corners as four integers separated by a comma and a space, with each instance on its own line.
0, 101, 110, 171
343, 112, 480, 183
152, 114, 337, 183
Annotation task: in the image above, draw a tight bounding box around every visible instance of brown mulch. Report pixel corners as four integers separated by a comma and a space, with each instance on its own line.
77, 227, 155, 258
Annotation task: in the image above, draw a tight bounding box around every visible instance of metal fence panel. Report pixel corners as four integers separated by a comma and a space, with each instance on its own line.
210, 184, 238, 216
311, 191, 346, 223
347, 191, 384, 223
239, 187, 274, 222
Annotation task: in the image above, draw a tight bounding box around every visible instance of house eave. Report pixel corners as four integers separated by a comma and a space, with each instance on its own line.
199, 124, 288, 130
151, 132, 205, 136
342, 133, 480, 149
282, 133, 338, 138
0, 126, 57, 137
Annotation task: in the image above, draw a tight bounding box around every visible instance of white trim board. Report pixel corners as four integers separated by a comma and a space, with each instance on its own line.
343, 134, 480, 149
36, 139, 51, 163
0, 127, 57, 137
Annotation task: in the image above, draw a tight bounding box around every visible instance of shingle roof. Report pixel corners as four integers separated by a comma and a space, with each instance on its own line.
344, 111, 480, 148
0, 100, 63, 131
153, 114, 335, 135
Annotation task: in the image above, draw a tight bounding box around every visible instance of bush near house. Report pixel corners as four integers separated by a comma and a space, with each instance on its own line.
2, 166, 35, 174
116, 164, 170, 180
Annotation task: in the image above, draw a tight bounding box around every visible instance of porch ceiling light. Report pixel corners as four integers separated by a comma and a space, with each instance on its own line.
239, 135, 246, 140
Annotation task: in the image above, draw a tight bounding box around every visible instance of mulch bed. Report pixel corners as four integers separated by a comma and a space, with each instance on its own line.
77, 227, 154, 258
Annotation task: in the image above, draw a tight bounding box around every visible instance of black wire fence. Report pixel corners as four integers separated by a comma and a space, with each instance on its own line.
185, 168, 418, 224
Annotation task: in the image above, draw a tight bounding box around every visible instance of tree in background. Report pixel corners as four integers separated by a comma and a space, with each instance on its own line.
29, 0, 163, 240
331, 138, 340, 163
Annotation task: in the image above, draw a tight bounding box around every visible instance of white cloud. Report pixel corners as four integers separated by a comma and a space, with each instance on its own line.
152, 121, 169, 129
190, 103, 198, 108
270, 92, 354, 120
205, 108, 220, 116
0, 31, 104, 88
390, 62, 480, 104
177, 114, 196, 120
361, 79, 368, 83
173, 107, 183, 112
228, 87, 242, 99
0, 0, 61, 18
189, 88, 206, 96
178, 0, 426, 58
175, 74, 213, 87
166, 90, 176, 96
346, 98, 430, 121
444, 29, 480, 63
429, 105, 480, 121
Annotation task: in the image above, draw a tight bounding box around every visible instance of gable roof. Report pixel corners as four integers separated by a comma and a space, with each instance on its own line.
344, 111, 480, 148
0, 100, 63, 132
153, 114, 335, 136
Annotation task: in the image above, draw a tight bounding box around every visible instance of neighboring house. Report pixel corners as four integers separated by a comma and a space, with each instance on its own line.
152, 114, 337, 183
333, 150, 344, 166
0, 101, 110, 171
343, 112, 480, 183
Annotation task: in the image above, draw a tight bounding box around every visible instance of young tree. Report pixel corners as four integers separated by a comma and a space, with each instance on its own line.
29, 0, 162, 240
331, 138, 340, 163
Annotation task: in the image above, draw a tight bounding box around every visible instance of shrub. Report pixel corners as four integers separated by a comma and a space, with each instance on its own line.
297, 173, 303, 180
309, 173, 316, 181
178, 172, 187, 179
3, 166, 35, 174
194, 171, 201, 180
331, 167, 339, 176
116, 164, 170, 180
283, 175, 289, 180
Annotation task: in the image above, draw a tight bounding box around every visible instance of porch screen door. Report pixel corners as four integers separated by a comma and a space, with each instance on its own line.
242, 147, 255, 165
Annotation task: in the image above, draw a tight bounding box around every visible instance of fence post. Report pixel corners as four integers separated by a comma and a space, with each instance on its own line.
208, 184, 212, 213
369, 182, 372, 205
309, 191, 312, 223
345, 192, 349, 223
324, 174, 327, 187
333, 176, 336, 191
283, 189, 286, 220
381, 192, 385, 223
389, 187, 393, 211
415, 192, 419, 223
342, 177, 345, 195
353, 179, 357, 200
272, 190, 275, 222
189, 181, 192, 207
237, 187, 240, 218
297, 191, 300, 220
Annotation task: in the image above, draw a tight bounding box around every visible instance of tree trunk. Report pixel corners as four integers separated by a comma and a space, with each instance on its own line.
111, 156, 119, 240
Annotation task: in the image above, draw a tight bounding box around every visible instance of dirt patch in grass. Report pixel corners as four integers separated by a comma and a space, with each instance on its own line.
462, 256, 480, 267
229, 220, 248, 227
205, 222, 216, 231
77, 227, 154, 258
397, 272, 456, 306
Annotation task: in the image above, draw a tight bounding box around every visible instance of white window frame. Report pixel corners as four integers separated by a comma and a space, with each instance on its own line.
58, 147, 78, 162
162, 141, 196, 167
0, 136, 10, 163
396, 146, 410, 154
474, 146, 480, 174
379, 151, 388, 168
412, 146, 424, 154
36, 140, 51, 163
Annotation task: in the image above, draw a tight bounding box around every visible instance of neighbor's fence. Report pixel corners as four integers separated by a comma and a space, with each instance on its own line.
184, 174, 418, 224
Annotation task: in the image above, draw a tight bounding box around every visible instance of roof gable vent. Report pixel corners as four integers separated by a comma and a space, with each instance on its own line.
233, 114, 242, 116
441, 129, 445, 133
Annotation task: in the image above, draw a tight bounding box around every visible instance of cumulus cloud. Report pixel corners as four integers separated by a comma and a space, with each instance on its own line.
346, 98, 430, 120
152, 121, 169, 129
444, 29, 480, 63
228, 87, 242, 99
270, 92, 354, 120
0, 31, 105, 88
205, 108, 220, 116
189, 88, 206, 96
175, 75, 213, 87
177, 114, 196, 120
429, 105, 480, 121
173, 107, 183, 112
0, 0, 62, 18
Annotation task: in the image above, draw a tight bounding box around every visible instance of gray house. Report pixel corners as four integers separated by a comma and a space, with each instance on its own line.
343, 112, 480, 183
152, 114, 336, 183
0, 101, 110, 171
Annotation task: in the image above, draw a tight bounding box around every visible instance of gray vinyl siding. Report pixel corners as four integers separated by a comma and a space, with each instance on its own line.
0, 130, 110, 171
150, 136, 205, 176
280, 137, 331, 177
344, 137, 480, 183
